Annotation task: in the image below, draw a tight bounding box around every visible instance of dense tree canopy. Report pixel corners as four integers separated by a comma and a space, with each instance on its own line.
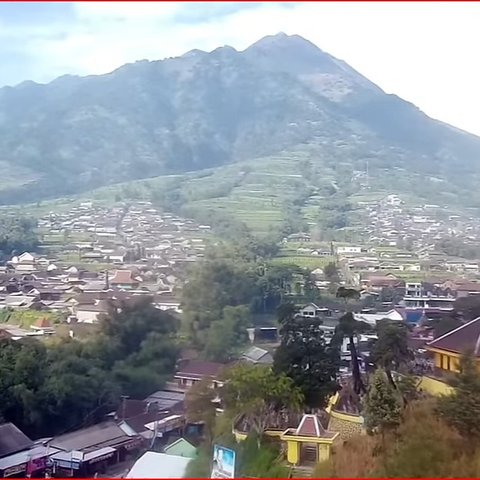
0, 216, 38, 259
0, 297, 179, 438
273, 307, 339, 408
371, 320, 412, 389
363, 369, 403, 435
181, 259, 258, 347
221, 364, 303, 436
204, 305, 251, 362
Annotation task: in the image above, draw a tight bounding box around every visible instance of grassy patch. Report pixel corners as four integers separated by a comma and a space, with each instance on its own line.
0, 309, 64, 328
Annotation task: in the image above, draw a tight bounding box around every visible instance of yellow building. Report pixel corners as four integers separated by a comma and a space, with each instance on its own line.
423, 316, 480, 395
233, 413, 338, 465
325, 385, 366, 440
426, 317, 480, 372
280, 414, 339, 465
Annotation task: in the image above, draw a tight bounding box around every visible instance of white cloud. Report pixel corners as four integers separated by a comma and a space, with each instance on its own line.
2, 1, 480, 136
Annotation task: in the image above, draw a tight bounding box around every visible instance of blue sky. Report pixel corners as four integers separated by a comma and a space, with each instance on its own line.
0, 2, 479, 135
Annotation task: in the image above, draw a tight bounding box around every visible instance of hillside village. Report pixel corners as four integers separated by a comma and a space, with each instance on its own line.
0, 201, 210, 339
2, 193, 480, 478
287, 193, 480, 285
2, 193, 480, 345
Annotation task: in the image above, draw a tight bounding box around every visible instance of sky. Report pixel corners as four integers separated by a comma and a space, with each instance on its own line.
0, 1, 479, 135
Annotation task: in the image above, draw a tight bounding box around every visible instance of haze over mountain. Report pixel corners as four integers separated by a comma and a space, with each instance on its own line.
0, 32, 479, 204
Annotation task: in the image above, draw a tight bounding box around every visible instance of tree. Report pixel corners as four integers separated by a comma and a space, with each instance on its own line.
323, 262, 340, 283
273, 310, 339, 408
437, 351, 480, 442
380, 400, 468, 478
112, 331, 179, 398
303, 271, 321, 303
0, 216, 38, 260
99, 297, 179, 357
41, 350, 120, 436
371, 320, 412, 390
336, 286, 360, 302
0, 297, 180, 439
454, 295, 480, 321
335, 312, 369, 394
185, 378, 217, 442
204, 306, 250, 362
0, 338, 48, 435
221, 364, 303, 437
256, 265, 300, 313
363, 369, 402, 435
379, 287, 401, 304
236, 432, 289, 478
181, 260, 259, 347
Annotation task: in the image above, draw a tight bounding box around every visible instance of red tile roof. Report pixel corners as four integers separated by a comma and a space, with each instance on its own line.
288, 414, 336, 439
111, 270, 138, 285
296, 414, 324, 437
427, 317, 480, 356
35, 317, 52, 328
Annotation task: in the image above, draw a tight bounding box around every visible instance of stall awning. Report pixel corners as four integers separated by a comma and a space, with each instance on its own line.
84, 447, 116, 464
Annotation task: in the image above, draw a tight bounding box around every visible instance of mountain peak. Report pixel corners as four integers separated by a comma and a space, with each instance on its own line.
210, 45, 238, 55
244, 32, 322, 54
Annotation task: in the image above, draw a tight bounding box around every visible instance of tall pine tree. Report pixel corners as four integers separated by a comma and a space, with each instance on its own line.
273, 307, 339, 408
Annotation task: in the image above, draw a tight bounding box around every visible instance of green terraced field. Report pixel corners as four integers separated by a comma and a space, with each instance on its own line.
270, 255, 335, 269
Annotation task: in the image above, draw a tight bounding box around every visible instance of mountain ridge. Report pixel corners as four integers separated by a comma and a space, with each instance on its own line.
0, 32, 479, 205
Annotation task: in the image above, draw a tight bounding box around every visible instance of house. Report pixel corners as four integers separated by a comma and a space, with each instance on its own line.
74, 300, 110, 324
0, 326, 41, 341
241, 346, 273, 365
48, 421, 143, 477
153, 293, 182, 313
109, 254, 125, 265
10, 252, 37, 272
280, 414, 339, 465
174, 360, 225, 390
110, 270, 140, 290
13, 252, 36, 264
144, 390, 185, 412
299, 303, 331, 318
30, 318, 55, 335
426, 317, 480, 374
163, 438, 197, 459
361, 274, 405, 292
4, 294, 43, 310
0, 444, 59, 478
353, 309, 404, 327
114, 400, 185, 443
336, 246, 362, 255
126, 451, 191, 478
0, 423, 33, 459
234, 413, 338, 465
453, 281, 480, 298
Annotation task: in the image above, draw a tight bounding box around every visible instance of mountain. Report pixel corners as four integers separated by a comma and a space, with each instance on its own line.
0, 32, 480, 204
